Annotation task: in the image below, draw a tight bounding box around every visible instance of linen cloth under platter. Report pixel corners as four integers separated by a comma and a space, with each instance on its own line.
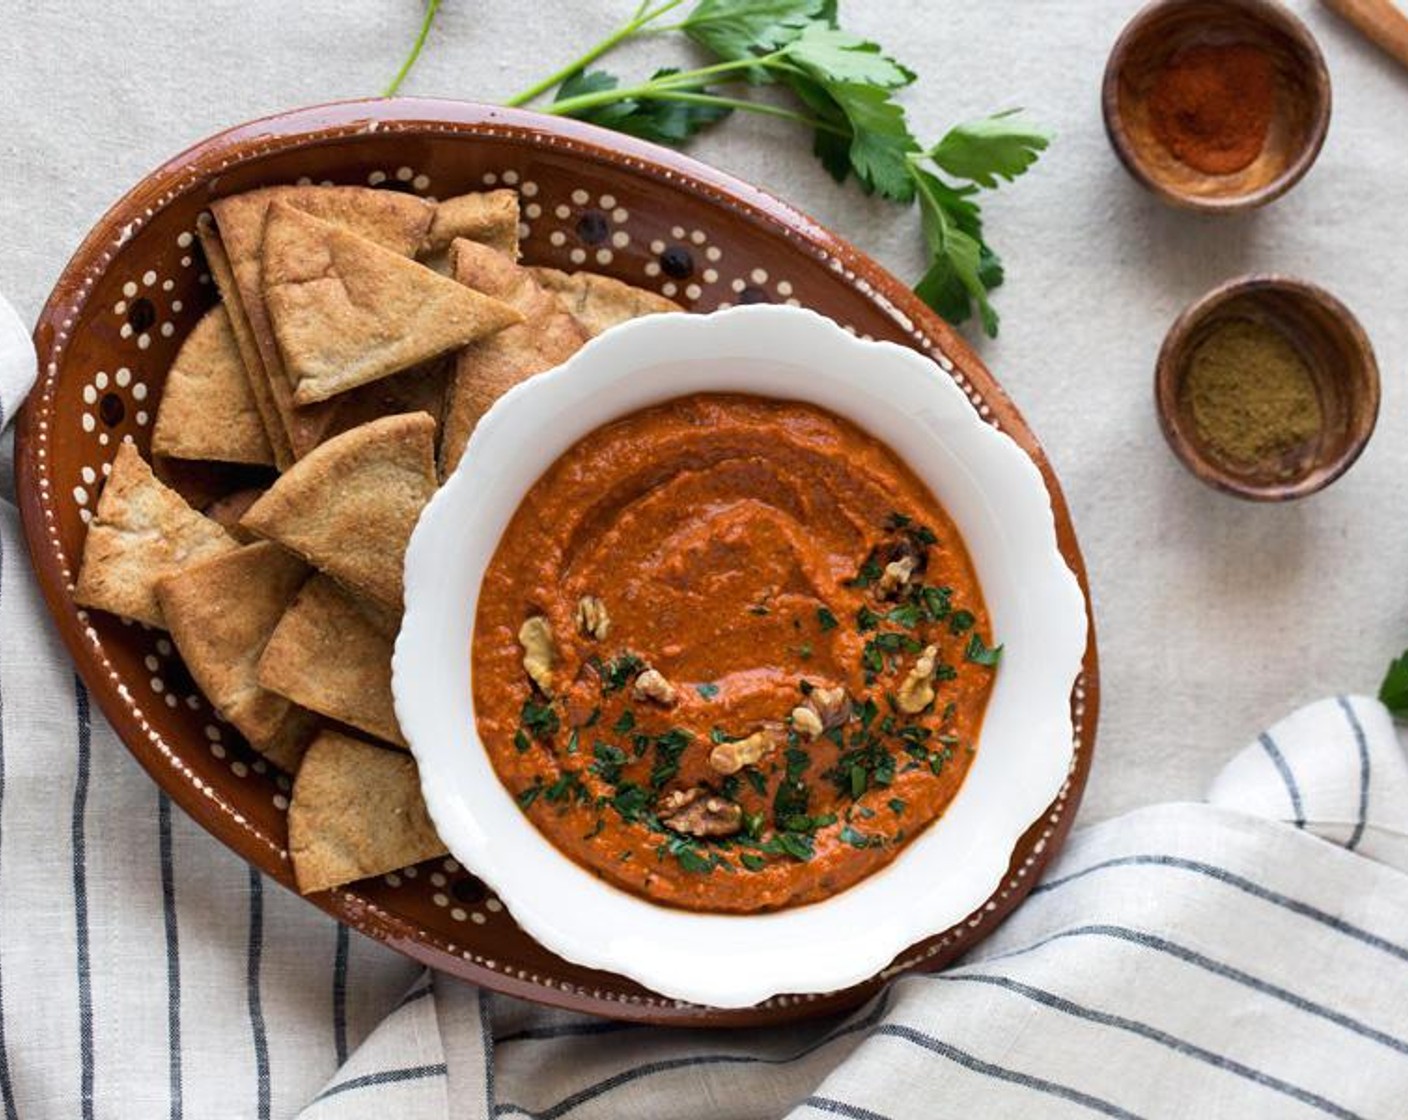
2, 336, 1408, 1119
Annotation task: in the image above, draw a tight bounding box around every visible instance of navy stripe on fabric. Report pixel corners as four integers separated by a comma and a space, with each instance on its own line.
311, 1063, 448, 1104
1258, 732, 1306, 828
481, 988, 496, 1117
396, 983, 433, 1011
74, 677, 95, 1120
875, 1024, 1144, 1119
802, 1096, 896, 1120
497, 1019, 638, 1044
933, 972, 1362, 1119
492, 990, 892, 1119
974, 923, 1408, 1057
159, 793, 182, 1120
333, 925, 349, 1066
0, 527, 15, 1120
1030, 853, 1408, 964
247, 866, 270, 1120
1337, 696, 1371, 850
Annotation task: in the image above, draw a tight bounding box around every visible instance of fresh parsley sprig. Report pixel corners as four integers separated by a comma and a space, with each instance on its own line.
1379, 649, 1408, 721
385, 0, 1049, 337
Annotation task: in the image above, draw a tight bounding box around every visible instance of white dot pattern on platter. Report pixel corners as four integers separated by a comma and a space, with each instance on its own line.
273, 795, 289, 811
430, 872, 447, 887
210, 743, 226, 760
549, 231, 566, 247
751, 268, 769, 284
133, 383, 148, 401
571, 188, 588, 204
81, 466, 95, 484
384, 872, 402, 887
119, 324, 132, 340
644, 261, 660, 277
122, 281, 137, 298
598, 194, 616, 209
82, 385, 96, 404
113, 301, 126, 316
706, 245, 722, 262
433, 893, 449, 907
142, 270, 156, 286
144, 655, 159, 672
703, 268, 718, 284
162, 279, 174, 292
554, 204, 570, 220
471, 912, 486, 925
451, 908, 468, 922
569, 248, 586, 264
650, 239, 665, 255
661, 282, 677, 297
671, 226, 685, 239
180, 257, 192, 268
231, 761, 248, 778
685, 284, 701, 300
690, 229, 706, 244
611, 207, 628, 224
115, 368, 130, 387
730, 278, 746, 293
484, 897, 503, 913
595, 249, 613, 265
501, 170, 520, 185
137, 335, 150, 350
611, 231, 629, 248
481, 172, 497, 185
520, 180, 538, 197
160, 323, 174, 337
395, 166, 413, 181
525, 203, 541, 219
177, 231, 193, 248
97, 431, 108, 445
403, 866, 418, 879
443, 858, 460, 873
150, 676, 164, 693
412, 174, 430, 191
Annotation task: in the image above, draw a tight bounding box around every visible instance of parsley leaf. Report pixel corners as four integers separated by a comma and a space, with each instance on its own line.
929, 109, 1053, 190
785, 24, 915, 90
555, 68, 731, 144
696, 682, 721, 700
965, 632, 1004, 667
817, 606, 839, 632
1381, 650, 1408, 721
681, 0, 823, 70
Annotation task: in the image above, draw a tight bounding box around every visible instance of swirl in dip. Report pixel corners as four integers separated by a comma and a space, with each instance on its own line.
472, 393, 999, 913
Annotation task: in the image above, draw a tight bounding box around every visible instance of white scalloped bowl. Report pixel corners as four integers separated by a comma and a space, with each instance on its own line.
395, 305, 1086, 1008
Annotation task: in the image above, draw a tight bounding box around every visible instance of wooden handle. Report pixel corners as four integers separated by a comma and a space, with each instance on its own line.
1322, 0, 1408, 70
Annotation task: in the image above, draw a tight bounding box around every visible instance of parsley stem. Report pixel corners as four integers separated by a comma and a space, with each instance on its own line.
383, 0, 442, 98
543, 52, 788, 116
547, 88, 849, 137
503, 0, 689, 107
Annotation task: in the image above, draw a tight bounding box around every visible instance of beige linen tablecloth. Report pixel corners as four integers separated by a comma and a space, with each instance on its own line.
3, 2, 1408, 1117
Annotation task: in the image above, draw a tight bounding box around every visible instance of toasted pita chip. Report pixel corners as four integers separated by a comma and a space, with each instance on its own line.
531, 267, 681, 337
422, 190, 520, 266
440, 241, 589, 474
240, 412, 438, 611
318, 356, 452, 453
259, 575, 404, 748
262, 203, 522, 406
203, 487, 266, 544
74, 443, 239, 628
288, 730, 446, 894
157, 542, 316, 771
209, 186, 435, 457
152, 305, 275, 466
199, 218, 295, 468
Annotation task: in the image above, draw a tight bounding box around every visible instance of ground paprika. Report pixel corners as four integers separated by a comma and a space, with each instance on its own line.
1149, 43, 1276, 175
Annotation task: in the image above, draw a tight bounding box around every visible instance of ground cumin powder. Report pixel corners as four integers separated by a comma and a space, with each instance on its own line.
1183, 319, 1322, 470
1149, 43, 1276, 175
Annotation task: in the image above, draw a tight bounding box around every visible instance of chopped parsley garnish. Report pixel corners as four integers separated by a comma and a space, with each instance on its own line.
520, 696, 560, 739
965, 632, 1003, 666
612, 708, 636, 734
856, 605, 881, 631
513, 728, 531, 754
840, 825, 876, 849
796, 642, 813, 660
648, 729, 692, 790
600, 651, 645, 693
888, 797, 907, 815
544, 772, 586, 804
583, 818, 605, 840
921, 585, 953, 621
886, 603, 923, 629
590, 741, 627, 785
949, 609, 976, 635
740, 852, 767, 872
675, 846, 714, 875
745, 769, 768, 797
515, 781, 544, 809
817, 607, 839, 631
847, 556, 883, 589
721, 774, 742, 800
773, 746, 812, 822
775, 831, 815, 861
610, 783, 651, 823
695, 682, 720, 700
748, 603, 770, 616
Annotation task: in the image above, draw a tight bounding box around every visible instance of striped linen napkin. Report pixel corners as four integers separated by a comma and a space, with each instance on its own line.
3, 334, 1408, 1118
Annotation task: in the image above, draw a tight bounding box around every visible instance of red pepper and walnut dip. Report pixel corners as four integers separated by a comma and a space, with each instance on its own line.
472, 394, 1000, 913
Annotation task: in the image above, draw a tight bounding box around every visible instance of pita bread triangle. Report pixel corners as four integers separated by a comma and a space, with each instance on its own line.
440, 239, 588, 474
156, 541, 316, 772
288, 730, 446, 894
209, 185, 435, 458
262, 202, 522, 406
258, 574, 404, 748
239, 411, 438, 611
74, 442, 239, 628
152, 304, 274, 466
531, 266, 681, 337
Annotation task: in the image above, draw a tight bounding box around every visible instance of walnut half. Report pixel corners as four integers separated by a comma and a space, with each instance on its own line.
517, 616, 556, 696
658, 788, 742, 838
709, 728, 778, 775
896, 644, 940, 714
793, 685, 852, 739
633, 666, 678, 707
877, 554, 917, 599
575, 595, 610, 640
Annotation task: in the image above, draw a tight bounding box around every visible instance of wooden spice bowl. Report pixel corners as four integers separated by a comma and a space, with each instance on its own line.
1103, 0, 1332, 212
1156, 275, 1379, 500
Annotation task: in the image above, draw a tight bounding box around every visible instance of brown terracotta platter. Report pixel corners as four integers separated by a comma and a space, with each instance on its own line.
15, 99, 1099, 1027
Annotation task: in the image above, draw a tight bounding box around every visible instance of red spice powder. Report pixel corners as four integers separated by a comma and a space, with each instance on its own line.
1148, 43, 1276, 175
